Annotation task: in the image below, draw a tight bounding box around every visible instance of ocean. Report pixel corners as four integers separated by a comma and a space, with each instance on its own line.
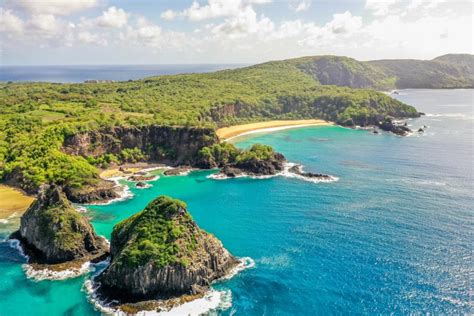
0, 89, 472, 315
0, 64, 246, 83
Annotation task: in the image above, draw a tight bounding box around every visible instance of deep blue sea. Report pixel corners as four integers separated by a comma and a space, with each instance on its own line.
0, 64, 245, 83
0, 89, 472, 315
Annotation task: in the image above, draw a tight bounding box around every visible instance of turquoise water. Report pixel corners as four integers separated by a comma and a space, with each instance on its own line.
0, 89, 472, 315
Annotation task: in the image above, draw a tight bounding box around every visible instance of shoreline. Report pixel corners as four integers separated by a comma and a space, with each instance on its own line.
0, 184, 35, 221
216, 119, 333, 141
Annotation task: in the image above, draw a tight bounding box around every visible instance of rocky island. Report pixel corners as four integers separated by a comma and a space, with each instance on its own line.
10, 185, 108, 266
95, 196, 238, 309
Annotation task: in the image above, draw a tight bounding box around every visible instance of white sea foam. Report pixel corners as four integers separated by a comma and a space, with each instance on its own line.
425, 113, 473, 120
133, 290, 233, 316
8, 238, 29, 260
136, 183, 153, 189
280, 163, 339, 183
74, 205, 88, 213
207, 163, 339, 184
219, 257, 256, 281
86, 177, 133, 206
84, 257, 253, 315
23, 261, 92, 281
85, 282, 233, 316
0, 212, 19, 224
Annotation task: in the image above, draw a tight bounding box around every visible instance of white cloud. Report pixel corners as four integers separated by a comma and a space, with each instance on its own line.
161, 0, 271, 21
365, 0, 400, 16
77, 31, 107, 45
291, 0, 311, 12
8, 0, 99, 16
28, 14, 62, 34
0, 9, 24, 34
161, 9, 177, 20
96, 6, 128, 28
326, 11, 362, 34
120, 17, 190, 51
211, 5, 274, 39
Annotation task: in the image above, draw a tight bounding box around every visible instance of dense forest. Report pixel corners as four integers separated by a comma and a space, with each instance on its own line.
0, 54, 471, 193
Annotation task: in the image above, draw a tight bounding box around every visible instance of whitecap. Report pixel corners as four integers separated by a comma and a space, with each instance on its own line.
8, 238, 29, 260
218, 257, 256, 281
280, 163, 339, 183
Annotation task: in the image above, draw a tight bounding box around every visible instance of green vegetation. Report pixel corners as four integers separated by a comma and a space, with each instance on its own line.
111, 196, 199, 268
235, 144, 276, 165
29, 186, 94, 254
198, 142, 278, 168
369, 54, 474, 89
3, 54, 470, 192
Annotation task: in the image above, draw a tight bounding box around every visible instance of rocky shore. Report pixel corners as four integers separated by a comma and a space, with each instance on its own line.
10, 185, 109, 267
95, 196, 238, 304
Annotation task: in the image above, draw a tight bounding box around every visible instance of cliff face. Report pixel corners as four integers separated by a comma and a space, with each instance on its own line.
14, 185, 108, 264
63, 125, 218, 167
98, 196, 237, 301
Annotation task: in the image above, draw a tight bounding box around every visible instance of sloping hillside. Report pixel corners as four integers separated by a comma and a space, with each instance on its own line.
369, 54, 474, 89
3, 54, 472, 193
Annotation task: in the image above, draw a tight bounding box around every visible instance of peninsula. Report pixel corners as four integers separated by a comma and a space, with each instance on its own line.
0, 54, 472, 202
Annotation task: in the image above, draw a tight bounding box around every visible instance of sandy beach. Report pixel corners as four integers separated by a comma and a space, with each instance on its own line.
216, 119, 332, 140
0, 185, 35, 219
99, 162, 166, 179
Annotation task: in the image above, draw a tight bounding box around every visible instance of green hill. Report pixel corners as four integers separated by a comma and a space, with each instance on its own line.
369, 54, 474, 89
2, 53, 471, 193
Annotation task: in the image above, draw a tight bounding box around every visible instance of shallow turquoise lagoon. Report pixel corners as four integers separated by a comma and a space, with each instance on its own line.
0, 89, 472, 315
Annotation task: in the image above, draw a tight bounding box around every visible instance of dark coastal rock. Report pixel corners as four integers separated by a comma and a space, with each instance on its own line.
288, 165, 333, 180
65, 180, 119, 204
12, 185, 108, 264
377, 118, 412, 136
215, 144, 286, 178
135, 182, 147, 188
128, 174, 156, 182
163, 167, 191, 176
63, 126, 218, 167
418, 128, 424, 133
97, 196, 238, 302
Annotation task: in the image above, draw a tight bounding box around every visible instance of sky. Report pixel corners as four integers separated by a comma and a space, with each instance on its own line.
0, 0, 472, 65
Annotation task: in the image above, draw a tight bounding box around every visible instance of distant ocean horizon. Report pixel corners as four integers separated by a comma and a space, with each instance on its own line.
0, 64, 249, 83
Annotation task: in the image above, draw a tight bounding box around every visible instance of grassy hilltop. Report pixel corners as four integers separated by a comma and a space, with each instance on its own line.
0, 54, 471, 192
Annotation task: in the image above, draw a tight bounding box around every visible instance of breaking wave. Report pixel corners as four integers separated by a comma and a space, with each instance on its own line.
207, 163, 339, 184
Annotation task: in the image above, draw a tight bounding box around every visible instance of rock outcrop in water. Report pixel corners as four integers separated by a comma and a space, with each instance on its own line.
97, 196, 238, 302
198, 143, 286, 177
288, 165, 334, 181
64, 180, 120, 204
376, 117, 412, 136
11, 185, 108, 264
219, 150, 286, 177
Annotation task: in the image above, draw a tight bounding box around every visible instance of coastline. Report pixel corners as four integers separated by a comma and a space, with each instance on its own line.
0, 184, 35, 221
216, 119, 333, 141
